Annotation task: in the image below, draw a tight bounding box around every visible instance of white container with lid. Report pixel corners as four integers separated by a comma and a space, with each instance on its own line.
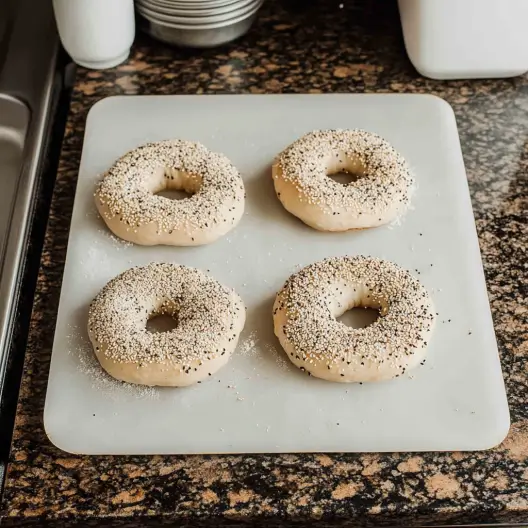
398, 0, 528, 79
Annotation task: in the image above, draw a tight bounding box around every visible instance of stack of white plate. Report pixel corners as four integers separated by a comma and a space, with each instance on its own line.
136, 0, 264, 48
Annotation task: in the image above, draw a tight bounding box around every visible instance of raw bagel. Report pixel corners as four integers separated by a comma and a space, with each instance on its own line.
95, 140, 245, 246
272, 129, 414, 231
88, 263, 246, 387
273, 256, 435, 383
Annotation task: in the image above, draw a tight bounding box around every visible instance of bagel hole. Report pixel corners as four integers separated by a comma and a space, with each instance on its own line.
328, 171, 362, 185
337, 307, 379, 329
155, 169, 200, 200
146, 313, 179, 333
327, 155, 366, 185
156, 188, 193, 201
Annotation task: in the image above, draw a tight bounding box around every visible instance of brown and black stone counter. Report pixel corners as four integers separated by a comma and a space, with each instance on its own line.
1, 1, 527, 526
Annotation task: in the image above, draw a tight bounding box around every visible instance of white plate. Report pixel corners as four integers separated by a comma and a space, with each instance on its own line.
43, 94, 510, 455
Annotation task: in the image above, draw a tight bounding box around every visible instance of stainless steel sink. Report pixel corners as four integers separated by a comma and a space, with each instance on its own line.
0, 95, 29, 267
0, 0, 59, 387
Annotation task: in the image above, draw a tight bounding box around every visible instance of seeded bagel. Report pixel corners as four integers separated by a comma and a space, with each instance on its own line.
272, 130, 414, 231
273, 256, 435, 383
95, 140, 245, 246
88, 263, 246, 387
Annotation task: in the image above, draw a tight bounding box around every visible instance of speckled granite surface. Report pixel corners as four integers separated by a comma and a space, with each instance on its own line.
1, 0, 527, 526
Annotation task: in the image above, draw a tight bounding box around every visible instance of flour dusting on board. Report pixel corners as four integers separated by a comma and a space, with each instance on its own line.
67, 324, 160, 401
81, 245, 110, 281
238, 330, 291, 372
79, 233, 130, 282
238, 330, 259, 357
98, 229, 133, 250
268, 344, 290, 371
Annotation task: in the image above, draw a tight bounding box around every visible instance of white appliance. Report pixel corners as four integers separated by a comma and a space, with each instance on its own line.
398, 0, 528, 79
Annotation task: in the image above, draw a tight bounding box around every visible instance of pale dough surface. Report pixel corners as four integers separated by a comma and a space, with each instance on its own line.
88, 263, 246, 387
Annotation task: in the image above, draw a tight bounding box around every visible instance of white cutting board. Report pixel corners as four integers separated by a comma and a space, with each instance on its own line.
44, 94, 510, 454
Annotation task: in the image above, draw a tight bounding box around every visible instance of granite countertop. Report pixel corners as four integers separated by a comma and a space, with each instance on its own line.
1, 1, 527, 526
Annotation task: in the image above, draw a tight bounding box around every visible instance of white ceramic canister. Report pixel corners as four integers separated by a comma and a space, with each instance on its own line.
399, 0, 528, 79
53, 0, 135, 69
